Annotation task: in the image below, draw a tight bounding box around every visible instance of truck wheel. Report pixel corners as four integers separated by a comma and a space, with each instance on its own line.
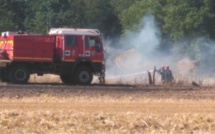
74, 66, 93, 85
9, 66, 30, 84
60, 75, 74, 84
1, 76, 10, 82
0, 72, 10, 82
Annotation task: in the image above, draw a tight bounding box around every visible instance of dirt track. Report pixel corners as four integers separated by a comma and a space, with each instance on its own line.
0, 83, 215, 114
0, 83, 212, 100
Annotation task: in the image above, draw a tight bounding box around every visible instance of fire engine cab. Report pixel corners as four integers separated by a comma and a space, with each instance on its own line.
0, 28, 105, 84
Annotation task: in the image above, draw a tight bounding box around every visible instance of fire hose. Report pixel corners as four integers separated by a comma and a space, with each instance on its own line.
106, 70, 154, 79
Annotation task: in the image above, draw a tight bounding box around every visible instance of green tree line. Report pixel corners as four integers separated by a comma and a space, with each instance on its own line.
0, 0, 215, 48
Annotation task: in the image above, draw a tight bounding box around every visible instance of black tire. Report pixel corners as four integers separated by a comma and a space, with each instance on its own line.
1, 76, 10, 82
60, 75, 74, 84
9, 66, 30, 84
0, 72, 10, 82
74, 66, 93, 85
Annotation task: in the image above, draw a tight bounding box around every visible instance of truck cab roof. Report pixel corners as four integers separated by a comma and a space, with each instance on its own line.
49, 28, 101, 36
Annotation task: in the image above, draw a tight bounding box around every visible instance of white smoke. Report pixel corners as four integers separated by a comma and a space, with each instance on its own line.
103, 12, 215, 85
105, 13, 163, 76
124, 13, 160, 57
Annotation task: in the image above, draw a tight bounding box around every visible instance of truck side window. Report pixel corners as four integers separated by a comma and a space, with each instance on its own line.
85, 36, 101, 52
65, 36, 77, 46
85, 36, 100, 48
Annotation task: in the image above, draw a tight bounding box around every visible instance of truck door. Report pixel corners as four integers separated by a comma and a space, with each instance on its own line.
63, 35, 83, 62
84, 36, 104, 62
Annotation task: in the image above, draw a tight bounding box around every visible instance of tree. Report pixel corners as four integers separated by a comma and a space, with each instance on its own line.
0, 8, 16, 31
202, 0, 215, 39
119, 0, 213, 41
0, 0, 26, 31
110, 0, 141, 16
162, 0, 211, 40
24, 0, 63, 33
120, 1, 163, 32
83, 0, 121, 40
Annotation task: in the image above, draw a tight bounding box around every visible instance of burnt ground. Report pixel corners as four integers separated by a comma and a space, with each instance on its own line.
0, 82, 214, 100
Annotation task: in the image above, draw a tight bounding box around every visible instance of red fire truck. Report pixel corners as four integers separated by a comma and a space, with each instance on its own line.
0, 28, 105, 84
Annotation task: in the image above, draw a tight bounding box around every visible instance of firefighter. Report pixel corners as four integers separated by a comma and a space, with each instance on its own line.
165, 65, 174, 83
157, 66, 166, 83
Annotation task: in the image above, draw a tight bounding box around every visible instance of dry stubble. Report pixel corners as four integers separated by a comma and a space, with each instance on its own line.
0, 84, 214, 133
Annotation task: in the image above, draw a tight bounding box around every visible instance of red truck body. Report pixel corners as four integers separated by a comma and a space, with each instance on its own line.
0, 28, 105, 84
0, 35, 55, 62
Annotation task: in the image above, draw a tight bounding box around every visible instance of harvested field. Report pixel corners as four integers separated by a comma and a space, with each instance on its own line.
0, 83, 215, 133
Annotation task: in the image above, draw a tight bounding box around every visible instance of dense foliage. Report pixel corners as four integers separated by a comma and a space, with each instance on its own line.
0, 0, 215, 51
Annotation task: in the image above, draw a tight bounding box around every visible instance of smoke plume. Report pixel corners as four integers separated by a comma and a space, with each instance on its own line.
105, 13, 165, 76
104, 12, 215, 85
